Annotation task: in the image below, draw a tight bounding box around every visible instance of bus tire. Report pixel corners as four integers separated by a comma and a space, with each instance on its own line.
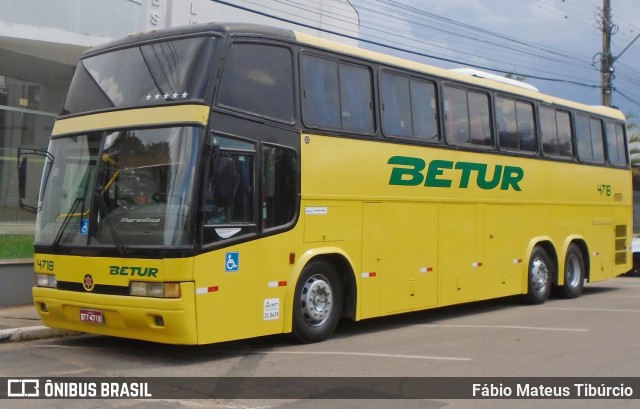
292, 260, 343, 343
559, 244, 585, 299
524, 246, 553, 305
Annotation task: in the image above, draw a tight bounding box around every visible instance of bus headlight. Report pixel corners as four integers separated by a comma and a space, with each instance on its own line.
36, 273, 57, 288
129, 282, 181, 298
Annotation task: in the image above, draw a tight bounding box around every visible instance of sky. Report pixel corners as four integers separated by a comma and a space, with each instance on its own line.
350, 0, 640, 123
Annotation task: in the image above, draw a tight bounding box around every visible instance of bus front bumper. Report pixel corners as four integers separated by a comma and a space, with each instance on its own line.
32, 282, 198, 345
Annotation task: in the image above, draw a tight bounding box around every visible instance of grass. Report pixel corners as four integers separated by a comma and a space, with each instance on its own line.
0, 235, 34, 259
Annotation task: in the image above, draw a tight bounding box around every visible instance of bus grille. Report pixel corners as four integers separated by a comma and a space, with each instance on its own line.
56, 281, 129, 296
615, 224, 627, 265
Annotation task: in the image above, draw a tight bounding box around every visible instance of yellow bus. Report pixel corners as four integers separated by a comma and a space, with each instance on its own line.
19, 23, 631, 345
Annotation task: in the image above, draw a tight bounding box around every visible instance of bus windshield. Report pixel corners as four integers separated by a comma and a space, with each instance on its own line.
35, 127, 201, 251
61, 36, 218, 115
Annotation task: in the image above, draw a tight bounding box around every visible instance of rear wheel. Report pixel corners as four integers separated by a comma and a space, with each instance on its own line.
524, 246, 553, 305
292, 260, 343, 343
558, 244, 585, 299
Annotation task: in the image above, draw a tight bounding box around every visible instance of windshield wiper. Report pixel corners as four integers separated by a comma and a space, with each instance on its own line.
94, 192, 127, 256
52, 197, 84, 250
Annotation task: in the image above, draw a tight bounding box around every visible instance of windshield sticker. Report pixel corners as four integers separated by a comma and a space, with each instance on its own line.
80, 219, 89, 236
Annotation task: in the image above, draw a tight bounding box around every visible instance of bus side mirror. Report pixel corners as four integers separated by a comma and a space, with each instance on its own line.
17, 148, 51, 214
214, 156, 235, 207
18, 157, 28, 200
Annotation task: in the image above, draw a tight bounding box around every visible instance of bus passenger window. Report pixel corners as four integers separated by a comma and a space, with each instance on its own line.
497, 97, 518, 149
516, 101, 536, 151
381, 72, 412, 138
444, 86, 470, 144
301, 54, 373, 133
541, 107, 573, 158
411, 79, 439, 141
590, 118, 605, 163
301, 55, 341, 128
339, 63, 374, 133
497, 97, 536, 152
576, 115, 604, 163
444, 85, 492, 147
606, 122, 628, 166
468, 91, 492, 146
381, 72, 439, 142
556, 111, 573, 157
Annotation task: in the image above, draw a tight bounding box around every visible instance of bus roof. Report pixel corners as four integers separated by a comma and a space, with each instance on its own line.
84, 22, 296, 57
82, 22, 624, 122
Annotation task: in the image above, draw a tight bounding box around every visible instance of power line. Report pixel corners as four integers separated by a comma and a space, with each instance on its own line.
211, 0, 601, 90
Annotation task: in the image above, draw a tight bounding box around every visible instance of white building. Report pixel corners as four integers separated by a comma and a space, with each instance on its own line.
0, 0, 359, 228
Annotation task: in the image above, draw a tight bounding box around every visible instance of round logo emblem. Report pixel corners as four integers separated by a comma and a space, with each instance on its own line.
82, 274, 95, 292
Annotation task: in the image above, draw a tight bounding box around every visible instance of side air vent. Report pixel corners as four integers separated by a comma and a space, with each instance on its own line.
614, 224, 627, 265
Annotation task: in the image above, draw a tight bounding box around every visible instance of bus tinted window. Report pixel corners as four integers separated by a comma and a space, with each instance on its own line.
218, 43, 294, 122
262, 145, 298, 229
606, 122, 628, 166
381, 72, 412, 138
411, 79, 439, 141
380, 72, 439, 142
339, 63, 374, 132
301, 54, 373, 133
496, 97, 536, 152
444, 86, 492, 147
541, 107, 573, 157
300, 55, 340, 128
576, 115, 605, 163
63, 36, 218, 115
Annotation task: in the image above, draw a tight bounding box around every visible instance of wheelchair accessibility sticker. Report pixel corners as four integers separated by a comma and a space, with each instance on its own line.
80, 219, 89, 236
225, 251, 239, 272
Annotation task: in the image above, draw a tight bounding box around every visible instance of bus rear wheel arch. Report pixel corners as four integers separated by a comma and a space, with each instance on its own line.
292, 259, 344, 343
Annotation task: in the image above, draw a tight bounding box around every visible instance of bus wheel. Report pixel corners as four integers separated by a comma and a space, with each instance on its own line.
524, 246, 552, 305
292, 260, 343, 343
559, 244, 585, 299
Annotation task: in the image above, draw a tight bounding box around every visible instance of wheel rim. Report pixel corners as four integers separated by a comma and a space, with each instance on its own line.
531, 257, 550, 294
300, 274, 333, 327
565, 253, 582, 288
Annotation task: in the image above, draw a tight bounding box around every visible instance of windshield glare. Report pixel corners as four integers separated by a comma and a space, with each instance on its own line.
36, 127, 200, 249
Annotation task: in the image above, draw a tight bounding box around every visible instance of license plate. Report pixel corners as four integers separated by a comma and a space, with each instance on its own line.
80, 309, 104, 325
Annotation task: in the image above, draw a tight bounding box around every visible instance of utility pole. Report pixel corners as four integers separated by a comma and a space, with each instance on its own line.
601, 0, 613, 107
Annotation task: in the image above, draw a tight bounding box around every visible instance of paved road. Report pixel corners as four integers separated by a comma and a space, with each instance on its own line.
1, 276, 639, 408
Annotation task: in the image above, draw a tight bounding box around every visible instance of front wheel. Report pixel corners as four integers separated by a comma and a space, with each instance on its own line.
524, 246, 553, 305
292, 260, 343, 343
558, 244, 585, 299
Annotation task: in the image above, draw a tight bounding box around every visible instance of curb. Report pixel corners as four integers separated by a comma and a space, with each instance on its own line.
0, 326, 81, 343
